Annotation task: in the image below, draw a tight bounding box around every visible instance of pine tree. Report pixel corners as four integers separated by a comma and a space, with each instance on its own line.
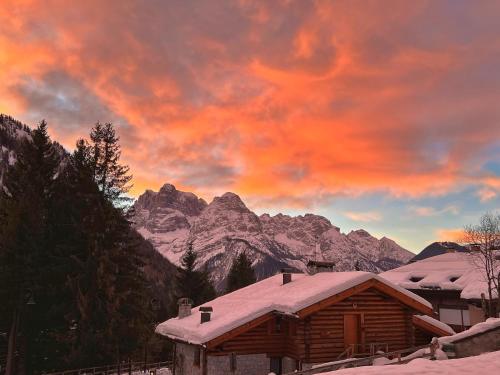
225, 252, 256, 293
174, 244, 216, 308
1, 120, 170, 371
63, 136, 153, 366
90, 122, 132, 205
0, 120, 64, 373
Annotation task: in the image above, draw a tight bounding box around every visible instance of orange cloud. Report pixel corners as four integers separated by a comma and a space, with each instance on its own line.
0, 0, 499, 208
436, 228, 465, 243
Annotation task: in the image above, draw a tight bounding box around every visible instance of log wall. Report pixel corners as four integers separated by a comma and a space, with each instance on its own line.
208, 287, 427, 364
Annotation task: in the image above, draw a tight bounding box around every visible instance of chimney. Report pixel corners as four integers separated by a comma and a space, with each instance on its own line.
281, 268, 292, 285
307, 260, 335, 275
200, 306, 213, 323
178, 298, 193, 319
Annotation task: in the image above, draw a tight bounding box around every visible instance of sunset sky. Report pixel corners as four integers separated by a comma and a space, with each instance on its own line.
1, 0, 499, 252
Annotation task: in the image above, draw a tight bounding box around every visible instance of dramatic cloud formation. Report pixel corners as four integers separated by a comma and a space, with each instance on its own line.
1, 0, 499, 250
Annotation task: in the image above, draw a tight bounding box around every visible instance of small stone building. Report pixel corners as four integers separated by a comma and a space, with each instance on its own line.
156, 271, 451, 375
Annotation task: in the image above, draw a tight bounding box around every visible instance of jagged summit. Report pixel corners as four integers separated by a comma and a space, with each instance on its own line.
132, 182, 414, 290
135, 183, 207, 218
211, 192, 248, 211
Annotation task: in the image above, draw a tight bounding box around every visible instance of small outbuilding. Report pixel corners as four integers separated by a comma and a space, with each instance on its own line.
156, 271, 451, 375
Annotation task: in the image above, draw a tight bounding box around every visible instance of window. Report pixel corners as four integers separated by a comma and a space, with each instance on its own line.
288, 321, 297, 336
193, 347, 200, 367
230, 352, 237, 372
449, 276, 460, 282
439, 307, 470, 326
410, 276, 424, 282
268, 317, 283, 334
275, 316, 282, 333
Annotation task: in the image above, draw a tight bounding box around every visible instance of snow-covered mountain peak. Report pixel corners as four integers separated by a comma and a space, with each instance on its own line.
211, 192, 248, 211
136, 183, 207, 217
348, 229, 373, 239
159, 182, 176, 193
132, 183, 414, 290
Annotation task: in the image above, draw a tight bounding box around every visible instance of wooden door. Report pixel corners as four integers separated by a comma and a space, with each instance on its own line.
270, 357, 282, 375
343, 314, 360, 352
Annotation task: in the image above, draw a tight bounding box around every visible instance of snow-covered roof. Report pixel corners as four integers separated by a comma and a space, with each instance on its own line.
413, 315, 455, 335
380, 252, 494, 300
439, 318, 500, 344
156, 271, 432, 345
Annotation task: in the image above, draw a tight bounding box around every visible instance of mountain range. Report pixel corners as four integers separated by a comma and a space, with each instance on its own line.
1, 114, 415, 293
132, 183, 414, 290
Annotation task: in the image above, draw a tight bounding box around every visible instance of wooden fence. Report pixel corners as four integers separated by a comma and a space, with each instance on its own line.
42, 360, 172, 375
284, 343, 434, 374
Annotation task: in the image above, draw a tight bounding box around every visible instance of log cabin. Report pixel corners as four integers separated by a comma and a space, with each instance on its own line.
156, 271, 453, 375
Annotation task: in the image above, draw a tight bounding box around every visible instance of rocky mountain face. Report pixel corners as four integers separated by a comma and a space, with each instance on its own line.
0, 115, 32, 186
133, 183, 414, 290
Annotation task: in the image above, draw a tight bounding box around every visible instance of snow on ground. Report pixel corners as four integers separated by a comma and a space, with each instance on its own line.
322, 350, 500, 374
380, 252, 497, 300
439, 318, 500, 344
156, 271, 432, 345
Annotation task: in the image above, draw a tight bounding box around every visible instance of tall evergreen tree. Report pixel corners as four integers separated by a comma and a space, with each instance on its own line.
174, 244, 216, 308
62, 137, 153, 366
225, 252, 256, 293
90, 122, 132, 205
0, 121, 64, 373
1, 122, 158, 372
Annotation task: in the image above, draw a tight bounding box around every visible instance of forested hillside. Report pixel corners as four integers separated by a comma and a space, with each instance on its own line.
0, 116, 177, 372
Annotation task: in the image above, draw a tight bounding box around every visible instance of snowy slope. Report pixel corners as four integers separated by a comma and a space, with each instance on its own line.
133, 183, 414, 290
324, 350, 500, 374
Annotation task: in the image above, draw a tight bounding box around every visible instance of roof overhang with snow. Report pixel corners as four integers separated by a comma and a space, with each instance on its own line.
155, 271, 433, 347
412, 315, 455, 337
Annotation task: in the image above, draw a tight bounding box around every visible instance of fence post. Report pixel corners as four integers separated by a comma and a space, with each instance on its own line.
430, 337, 438, 359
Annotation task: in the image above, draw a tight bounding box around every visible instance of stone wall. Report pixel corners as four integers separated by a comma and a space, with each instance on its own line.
453, 327, 500, 358
175, 343, 274, 375
174, 343, 201, 375
281, 356, 297, 373
207, 353, 269, 375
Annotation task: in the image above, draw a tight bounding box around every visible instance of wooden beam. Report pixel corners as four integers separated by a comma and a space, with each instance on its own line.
412, 316, 452, 337
206, 312, 274, 349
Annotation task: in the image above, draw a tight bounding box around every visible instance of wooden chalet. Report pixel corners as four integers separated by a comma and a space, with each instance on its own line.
381, 252, 496, 332
156, 271, 452, 375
